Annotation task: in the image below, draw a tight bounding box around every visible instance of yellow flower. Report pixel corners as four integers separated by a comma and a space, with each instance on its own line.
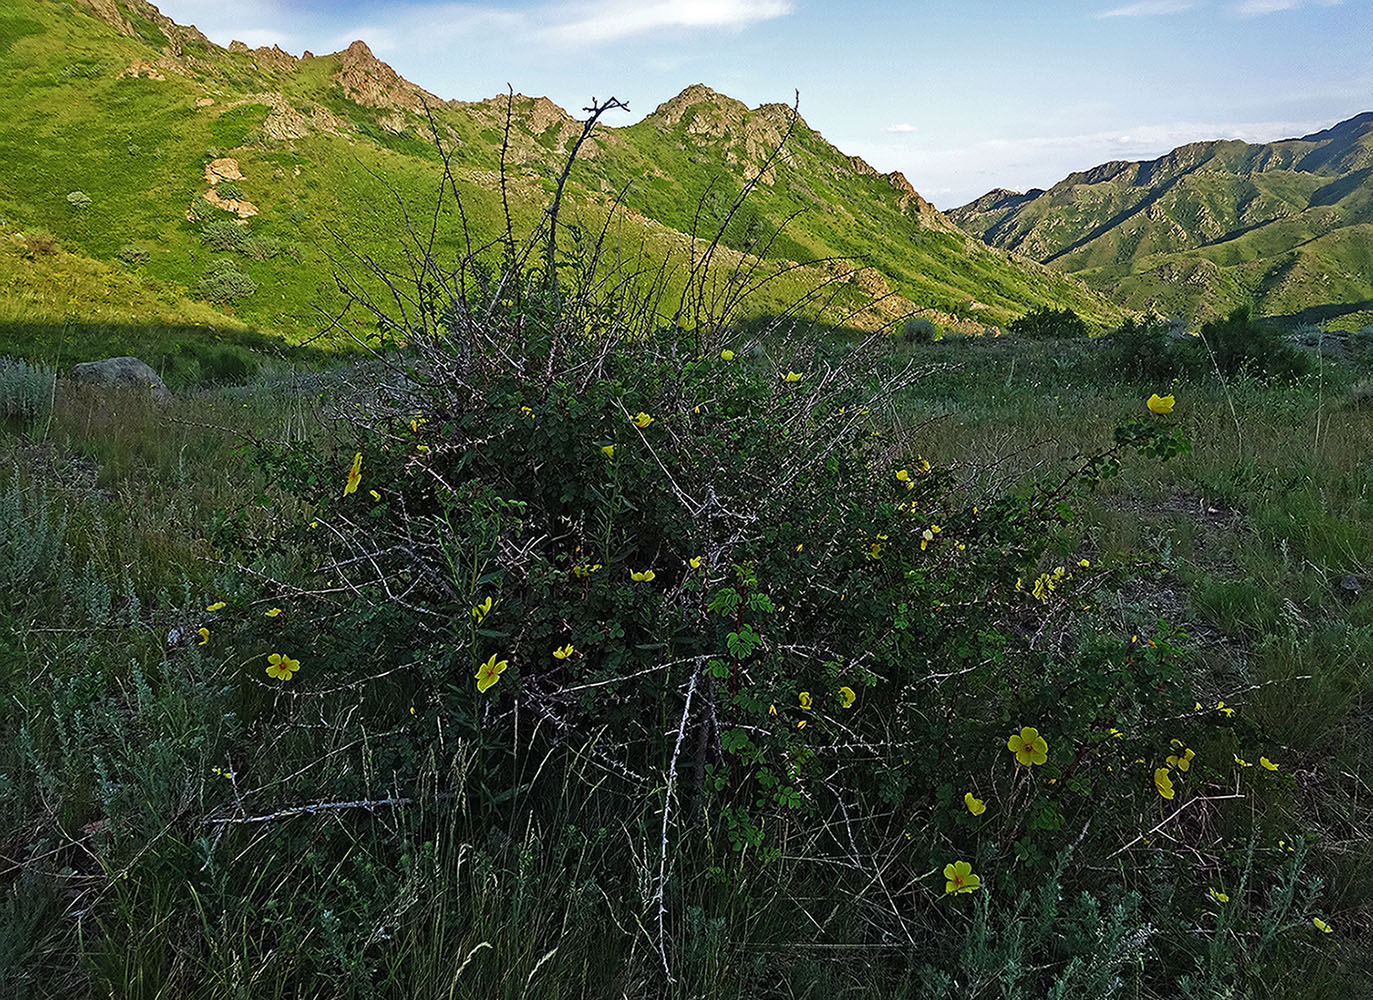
782, 370, 803, 383
520, 406, 534, 419
309, 520, 319, 529
720, 349, 735, 361
896, 469, 911, 483
630, 412, 654, 429
265, 652, 300, 681
601, 444, 616, 460
197, 626, 210, 646
1313, 917, 1333, 934
553, 644, 574, 660
264, 607, 283, 618
471, 597, 494, 624
797, 719, 807, 729
344, 451, 362, 496
410, 413, 426, 432
573, 562, 603, 578
689, 556, 702, 570
920, 525, 942, 551
1007, 726, 1049, 766
1147, 393, 1176, 415
838, 686, 856, 709
769, 704, 777, 717
206, 601, 226, 612
1217, 700, 1234, 717
1209, 888, 1230, 904
1166, 747, 1195, 772
799, 691, 812, 710
943, 860, 981, 894
416, 443, 431, 453
475, 654, 508, 693
1260, 756, 1279, 771
1233, 754, 1253, 768
630, 569, 656, 582
1077, 558, 1090, 568
964, 792, 986, 817
369, 489, 381, 502
1154, 766, 1175, 799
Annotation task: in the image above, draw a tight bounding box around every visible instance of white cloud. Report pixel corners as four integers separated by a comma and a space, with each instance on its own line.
1097, 1, 1194, 16
155, 0, 790, 57
536, 0, 794, 46
882, 123, 918, 133
1234, 0, 1341, 13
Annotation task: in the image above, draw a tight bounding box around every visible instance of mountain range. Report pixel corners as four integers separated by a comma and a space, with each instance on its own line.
0, 0, 1120, 364
949, 114, 1373, 330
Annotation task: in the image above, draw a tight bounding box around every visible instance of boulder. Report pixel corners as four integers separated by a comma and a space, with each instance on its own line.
69, 357, 171, 401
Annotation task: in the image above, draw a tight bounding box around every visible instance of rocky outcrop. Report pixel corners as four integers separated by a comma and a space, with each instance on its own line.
119, 60, 166, 80
204, 157, 243, 185
69, 357, 170, 402
335, 39, 437, 114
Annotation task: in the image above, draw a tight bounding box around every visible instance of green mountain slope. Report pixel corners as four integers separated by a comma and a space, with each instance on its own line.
0, 0, 1120, 364
948, 114, 1373, 328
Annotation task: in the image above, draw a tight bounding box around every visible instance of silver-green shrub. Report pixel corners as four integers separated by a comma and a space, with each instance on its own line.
0, 358, 56, 419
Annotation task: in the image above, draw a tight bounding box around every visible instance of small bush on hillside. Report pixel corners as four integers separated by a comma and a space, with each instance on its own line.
216, 181, 246, 201
65, 190, 92, 210
196, 259, 255, 302
0, 357, 56, 419
1184, 306, 1311, 379
21, 231, 58, 256
240, 234, 288, 261
1104, 312, 1186, 381
115, 244, 150, 267
1008, 305, 1089, 339
187, 196, 217, 224
899, 315, 940, 344
202, 220, 246, 251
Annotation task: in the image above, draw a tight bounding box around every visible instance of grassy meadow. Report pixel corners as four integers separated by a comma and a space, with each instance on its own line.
1, 301, 1369, 997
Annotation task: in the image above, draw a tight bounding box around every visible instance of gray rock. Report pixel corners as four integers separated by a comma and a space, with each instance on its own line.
69, 356, 170, 401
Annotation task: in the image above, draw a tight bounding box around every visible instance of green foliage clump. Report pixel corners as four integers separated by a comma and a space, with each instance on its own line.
201, 220, 245, 251
1104, 312, 1185, 380
186, 196, 217, 224
235, 220, 1224, 992
1190, 306, 1311, 379
215, 181, 245, 201
899, 315, 940, 344
195, 259, 255, 302
240, 234, 290, 261
115, 244, 150, 267
1009, 305, 1089, 339
65, 190, 92, 210
0, 357, 55, 420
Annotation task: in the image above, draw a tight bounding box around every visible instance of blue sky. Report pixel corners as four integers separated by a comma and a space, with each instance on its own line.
152, 0, 1371, 207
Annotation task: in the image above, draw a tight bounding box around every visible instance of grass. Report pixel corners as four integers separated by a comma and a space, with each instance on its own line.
0, 320, 1369, 997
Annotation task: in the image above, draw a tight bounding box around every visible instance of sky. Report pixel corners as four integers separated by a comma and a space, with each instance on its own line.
151, 0, 1372, 208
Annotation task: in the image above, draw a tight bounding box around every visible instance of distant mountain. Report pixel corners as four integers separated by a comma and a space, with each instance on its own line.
949, 114, 1373, 329
0, 0, 1119, 363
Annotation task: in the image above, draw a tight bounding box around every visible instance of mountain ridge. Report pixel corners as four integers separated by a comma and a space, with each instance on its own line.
0, 0, 1122, 359
949, 113, 1373, 327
